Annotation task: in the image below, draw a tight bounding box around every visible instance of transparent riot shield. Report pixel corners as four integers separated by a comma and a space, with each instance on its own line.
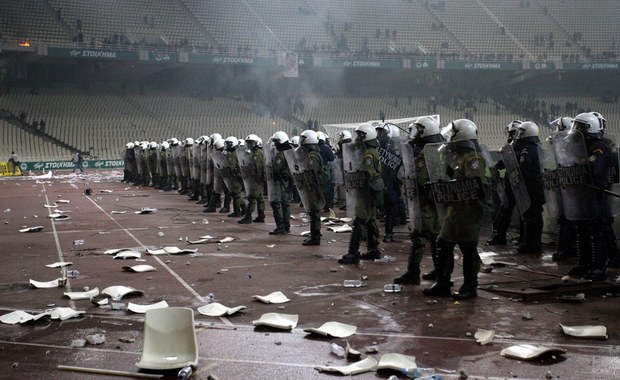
173, 145, 182, 178
206, 145, 214, 185
423, 140, 493, 241
236, 148, 262, 197
192, 144, 200, 180
342, 141, 367, 219
199, 145, 208, 185
264, 145, 277, 202
211, 150, 236, 192
551, 129, 598, 220
500, 143, 531, 215
540, 140, 561, 218
284, 147, 325, 212
401, 142, 422, 232
604, 133, 620, 217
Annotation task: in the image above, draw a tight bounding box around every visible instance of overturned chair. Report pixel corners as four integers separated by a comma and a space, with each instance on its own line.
136, 307, 199, 371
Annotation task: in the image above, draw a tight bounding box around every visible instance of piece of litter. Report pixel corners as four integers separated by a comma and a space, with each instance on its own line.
474, 328, 495, 345
252, 291, 290, 304
86, 333, 106, 345
110, 210, 127, 214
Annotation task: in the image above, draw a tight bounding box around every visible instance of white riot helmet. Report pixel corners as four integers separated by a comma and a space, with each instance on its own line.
210, 133, 222, 142
169, 138, 179, 146
291, 135, 300, 147
516, 121, 539, 139
161, 141, 170, 150
140, 142, 149, 150
550, 117, 573, 132
245, 134, 261, 149
355, 123, 378, 142
590, 112, 607, 132
126, 142, 134, 149
134, 140, 140, 146
300, 130, 319, 145
214, 138, 225, 150
443, 119, 478, 141
410, 117, 440, 139
506, 120, 523, 138
388, 124, 400, 139
271, 131, 290, 145
316, 131, 326, 143
572, 112, 602, 134
338, 130, 352, 143
150, 141, 158, 149
225, 136, 239, 150
184, 137, 194, 146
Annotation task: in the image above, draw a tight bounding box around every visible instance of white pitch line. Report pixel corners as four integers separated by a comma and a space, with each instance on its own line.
84, 195, 207, 304
42, 184, 76, 310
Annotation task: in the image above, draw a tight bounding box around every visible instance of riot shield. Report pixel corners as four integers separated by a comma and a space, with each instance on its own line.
342, 141, 368, 219
192, 144, 200, 180
423, 140, 493, 241
206, 145, 214, 185
172, 145, 182, 177
604, 133, 620, 217
330, 158, 343, 186
551, 130, 598, 220
540, 140, 561, 218
264, 145, 277, 202
211, 150, 236, 193
236, 148, 262, 197
199, 145, 208, 185
500, 143, 531, 215
284, 147, 326, 212
401, 142, 422, 232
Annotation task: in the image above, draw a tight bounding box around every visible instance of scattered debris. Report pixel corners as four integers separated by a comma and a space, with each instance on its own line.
86, 333, 106, 345
45, 262, 73, 268
101, 285, 144, 301
147, 247, 198, 255
315, 357, 378, 376
19, 226, 44, 233
49, 307, 85, 320
521, 310, 533, 320
134, 207, 157, 214
70, 339, 86, 348
127, 300, 169, 314
343, 280, 366, 288
558, 293, 586, 303
303, 321, 357, 338
560, 323, 608, 339
383, 284, 402, 293
64, 288, 100, 301
326, 224, 352, 233
365, 345, 379, 353
252, 313, 298, 330
113, 250, 142, 260
122, 265, 156, 273
197, 303, 246, 317
30, 278, 63, 289
252, 291, 290, 304
110, 210, 127, 214
0, 310, 50, 324
345, 340, 362, 359
474, 328, 495, 345
501, 344, 566, 360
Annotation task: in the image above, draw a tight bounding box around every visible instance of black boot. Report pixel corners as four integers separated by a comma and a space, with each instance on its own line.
360, 220, 381, 260
568, 228, 590, 277
553, 216, 575, 261
585, 228, 607, 281
452, 243, 480, 300
394, 249, 421, 285
228, 207, 242, 217
270, 202, 285, 234
204, 193, 220, 212
423, 238, 454, 297
253, 210, 265, 223
238, 213, 252, 224
282, 203, 291, 233
339, 221, 363, 264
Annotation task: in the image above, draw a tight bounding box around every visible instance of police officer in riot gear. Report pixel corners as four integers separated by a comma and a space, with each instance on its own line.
268, 131, 293, 235
299, 130, 324, 245
224, 136, 246, 218
513, 121, 545, 254
375, 123, 402, 242
238, 134, 266, 224
568, 113, 614, 281
338, 123, 383, 264
423, 119, 488, 299
487, 120, 522, 246
394, 117, 443, 284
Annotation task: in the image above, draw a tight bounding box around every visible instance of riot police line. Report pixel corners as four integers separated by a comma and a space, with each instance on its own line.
121, 111, 619, 300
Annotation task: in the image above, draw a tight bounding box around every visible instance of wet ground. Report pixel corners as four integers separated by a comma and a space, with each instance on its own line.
0, 171, 619, 379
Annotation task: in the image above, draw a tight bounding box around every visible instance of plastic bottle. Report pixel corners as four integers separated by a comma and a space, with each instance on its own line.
329, 342, 346, 357
343, 280, 366, 288
206, 293, 215, 303
177, 366, 193, 380
383, 284, 402, 293
67, 270, 80, 278
73, 239, 84, 246
402, 367, 439, 379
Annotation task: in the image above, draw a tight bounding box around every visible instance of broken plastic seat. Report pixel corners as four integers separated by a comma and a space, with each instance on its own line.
135, 307, 198, 370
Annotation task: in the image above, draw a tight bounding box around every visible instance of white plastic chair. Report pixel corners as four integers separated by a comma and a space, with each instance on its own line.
135, 307, 199, 370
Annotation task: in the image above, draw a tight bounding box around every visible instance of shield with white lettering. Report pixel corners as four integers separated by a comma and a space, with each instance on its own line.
550, 129, 597, 220
172, 145, 182, 178
540, 140, 561, 218
500, 143, 531, 215
284, 147, 325, 212
342, 141, 368, 219
264, 145, 277, 202
401, 142, 422, 232
423, 140, 493, 241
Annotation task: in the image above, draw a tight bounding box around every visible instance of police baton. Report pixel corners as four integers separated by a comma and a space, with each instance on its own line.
587, 184, 620, 199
